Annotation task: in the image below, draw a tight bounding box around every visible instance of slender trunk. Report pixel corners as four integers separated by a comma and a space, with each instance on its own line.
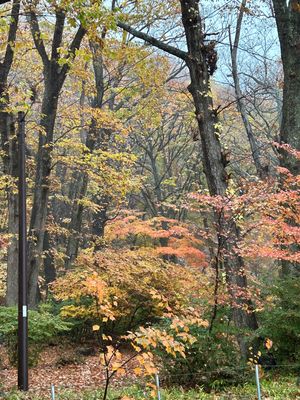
229, 1, 268, 179
6, 189, 19, 305
65, 39, 110, 260
43, 230, 56, 294
92, 198, 108, 239
89, 40, 111, 248
42, 164, 69, 289
65, 173, 88, 268
1, 113, 19, 306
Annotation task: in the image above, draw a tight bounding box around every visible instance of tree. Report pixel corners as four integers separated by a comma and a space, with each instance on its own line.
229, 0, 269, 179
0, 0, 20, 306
272, 0, 300, 175
26, 3, 86, 306
117, 0, 258, 356
130, 73, 199, 220
272, 0, 300, 275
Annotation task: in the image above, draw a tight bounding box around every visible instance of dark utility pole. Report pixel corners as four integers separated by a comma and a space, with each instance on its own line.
17, 111, 29, 391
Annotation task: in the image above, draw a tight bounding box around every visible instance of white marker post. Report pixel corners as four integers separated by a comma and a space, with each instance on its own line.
155, 373, 161, 400
255, 364, 262, 400
51, 384, 55, 400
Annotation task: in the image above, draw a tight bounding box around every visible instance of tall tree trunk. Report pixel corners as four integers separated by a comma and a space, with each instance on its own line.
64, 77, 89, 269
27, 11, 85, 306
0, 0, 20, 305
117, 0, 258, 356
28, 78, 60, 306
65, 173, 88, 268
1, 113, 19, 306
272, 0, 300, 275
272, 0, 300, 175
43, 230, 56, 294
179, 0, 258, 354
43, 163, 69, 291
89, 40, 112, 249
65, 38, 112, 264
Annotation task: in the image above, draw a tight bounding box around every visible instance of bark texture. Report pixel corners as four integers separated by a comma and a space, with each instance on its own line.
27, 11, 85, 306
273, 0, 300, 174
273, 0, 300, 275
0, 0, 21, 305
2, 115, 19, 305
65, 39, 109, 267
118, 0, 258, 356
179, 0, 258, 354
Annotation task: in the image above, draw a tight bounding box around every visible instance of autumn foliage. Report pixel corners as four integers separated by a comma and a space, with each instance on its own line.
0, 0, 300, 398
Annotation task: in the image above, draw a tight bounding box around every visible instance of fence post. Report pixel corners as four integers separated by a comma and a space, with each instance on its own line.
255, 364, 262, 400
51, 384, 55, 400
155, 373, 161, 400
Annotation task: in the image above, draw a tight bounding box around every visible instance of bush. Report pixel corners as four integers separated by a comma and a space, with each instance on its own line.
0, 306, 72, 366
258, 277, 300, 365
155, 316, 247, 391
52, 249, 203, 341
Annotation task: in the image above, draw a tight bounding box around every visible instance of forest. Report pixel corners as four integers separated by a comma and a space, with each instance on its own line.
0, 0, 299, 399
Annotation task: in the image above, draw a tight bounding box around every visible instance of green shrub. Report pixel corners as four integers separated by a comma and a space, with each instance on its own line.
258, 277, 300, 365
155, 316, 248, 391
0, 306, 72, 366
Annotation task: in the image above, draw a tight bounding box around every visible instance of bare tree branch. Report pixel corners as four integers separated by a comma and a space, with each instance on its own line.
117, 20, 188, 61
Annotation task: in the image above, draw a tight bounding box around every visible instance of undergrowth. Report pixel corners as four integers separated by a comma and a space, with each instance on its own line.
2, 375, 300, 399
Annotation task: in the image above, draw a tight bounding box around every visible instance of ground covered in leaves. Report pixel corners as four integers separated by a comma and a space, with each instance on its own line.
1, 345, 300, 399
0, 344, 137, 396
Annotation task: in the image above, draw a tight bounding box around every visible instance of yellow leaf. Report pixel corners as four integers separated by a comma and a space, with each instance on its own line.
265, 338, 273, 350
92, 324, 100, 331
117, 367, 126, 376
133, 367, 142, 375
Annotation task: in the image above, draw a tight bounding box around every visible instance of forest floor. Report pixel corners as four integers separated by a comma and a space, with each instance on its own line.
1, 344, 300, 399
0, 343, 137, 393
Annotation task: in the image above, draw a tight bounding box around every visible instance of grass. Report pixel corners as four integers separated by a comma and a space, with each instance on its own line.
2, 375, 300, 399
